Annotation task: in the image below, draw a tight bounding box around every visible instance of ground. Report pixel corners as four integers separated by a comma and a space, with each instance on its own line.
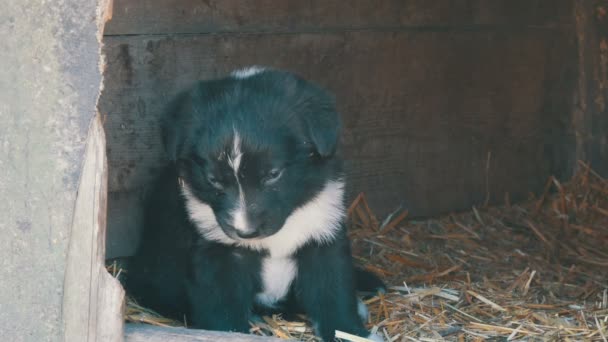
116, 161, 608, 341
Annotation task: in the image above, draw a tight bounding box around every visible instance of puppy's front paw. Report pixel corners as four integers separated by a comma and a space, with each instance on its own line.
367, 332, 384, 342
357, 298, 369, 322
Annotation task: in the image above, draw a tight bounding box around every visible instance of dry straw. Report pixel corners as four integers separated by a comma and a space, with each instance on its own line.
111, 161, 608, 341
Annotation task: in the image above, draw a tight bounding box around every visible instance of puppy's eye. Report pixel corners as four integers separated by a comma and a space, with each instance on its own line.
264, 168, 283, 185
207, 175, 224, 190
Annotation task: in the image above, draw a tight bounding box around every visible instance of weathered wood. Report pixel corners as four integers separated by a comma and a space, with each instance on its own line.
101, 31, 572, 213
572, 0, 608, 175
63, 115, 124, 342
125, 324, 281, 342
97, 269, 126, 342
105, 0, 572, 35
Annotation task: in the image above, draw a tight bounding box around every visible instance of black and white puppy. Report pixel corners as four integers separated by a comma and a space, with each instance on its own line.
126, 67, 383, 341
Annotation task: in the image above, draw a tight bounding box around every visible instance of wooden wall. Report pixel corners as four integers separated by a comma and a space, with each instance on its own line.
100, 0, 577, 258
573, 0, 608, 176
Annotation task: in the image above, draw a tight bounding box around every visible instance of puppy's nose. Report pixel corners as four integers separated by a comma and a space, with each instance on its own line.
236, 230, 260, 239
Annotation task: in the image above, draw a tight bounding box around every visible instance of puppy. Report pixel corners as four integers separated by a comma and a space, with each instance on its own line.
126, 67, 384, 341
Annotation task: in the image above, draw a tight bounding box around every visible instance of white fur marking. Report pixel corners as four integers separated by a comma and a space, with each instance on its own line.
231, 66, 266, 79
181, 183, 234, 245
233, 202, 248, 233
228, 131, 242, 173
256, 257, 297, 307
228, 131, 249, 233
239, 179, 345, 257
182, 179, 346, 257
367, 333, 384, 342
357, 298, 369, 322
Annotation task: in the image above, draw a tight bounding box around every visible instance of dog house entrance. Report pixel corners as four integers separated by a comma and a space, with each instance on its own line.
100, 1, 608, 341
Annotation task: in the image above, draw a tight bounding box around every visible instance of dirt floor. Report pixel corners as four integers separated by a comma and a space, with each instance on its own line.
116, 161, 608, 341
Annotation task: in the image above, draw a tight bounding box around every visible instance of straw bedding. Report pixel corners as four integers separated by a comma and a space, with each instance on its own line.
110, 161, 608, 341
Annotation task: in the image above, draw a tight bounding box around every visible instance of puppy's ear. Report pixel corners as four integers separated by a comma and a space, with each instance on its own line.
300, 87, 341, 158
162, 80, 231, 163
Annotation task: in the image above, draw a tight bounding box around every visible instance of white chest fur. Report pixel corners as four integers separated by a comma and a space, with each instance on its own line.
181, 180, 346, 258
255, 256, 297, 307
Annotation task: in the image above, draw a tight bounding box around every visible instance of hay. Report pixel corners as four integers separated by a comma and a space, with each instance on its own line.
112, 161, 608, 341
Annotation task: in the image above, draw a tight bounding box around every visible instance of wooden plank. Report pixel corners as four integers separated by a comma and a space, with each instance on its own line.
96, 269, 126, 342
63, 115, 124, 342
104, 0, 573, 35
125, 324, 281, 342
101, 28, 574, 257
572, 0, 608, 176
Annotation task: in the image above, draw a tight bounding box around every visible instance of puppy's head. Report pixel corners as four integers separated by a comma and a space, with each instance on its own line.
162, 67, 344, 244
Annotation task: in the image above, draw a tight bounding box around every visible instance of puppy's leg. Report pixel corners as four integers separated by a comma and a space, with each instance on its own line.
355, 266, 386, 294
295, 238, 378, 342
186, 245, 259, 333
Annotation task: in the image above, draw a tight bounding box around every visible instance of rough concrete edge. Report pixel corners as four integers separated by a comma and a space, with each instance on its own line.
62, 0, 125, 341
96, 2, 126, 341
97, 0, 113, 81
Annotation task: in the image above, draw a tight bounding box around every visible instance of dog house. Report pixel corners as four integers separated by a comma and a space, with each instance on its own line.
102, 0, 587, 258
98, 1, 608, 340
2, 0, 607, 341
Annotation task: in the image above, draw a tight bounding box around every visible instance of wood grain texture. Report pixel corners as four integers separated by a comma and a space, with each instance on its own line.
63, 116, 125, 342
125, 324, 281, 341
101, 31, 573, 206
105, 0, 572, 35
572, 0, 608, 175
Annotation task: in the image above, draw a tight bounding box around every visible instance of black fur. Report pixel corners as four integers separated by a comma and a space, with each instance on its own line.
125, 68, 383, 341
